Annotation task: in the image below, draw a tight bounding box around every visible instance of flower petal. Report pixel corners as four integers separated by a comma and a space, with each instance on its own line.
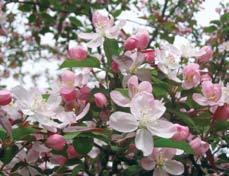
192, 93, 208, 106
127, 75, 139, 98
152, 100, 166, 119
135, 129, 154, 156
78, 32, 100, 40
154, 168, 169, 176
164, 159, 184, 175
109, 112, 138, 133
87, 36, 103, 48
75, 103, 90, 121
148, 119, 176, 138
141, 157, 155, 171
110, 91, 130, 107
138, 81, 153, 93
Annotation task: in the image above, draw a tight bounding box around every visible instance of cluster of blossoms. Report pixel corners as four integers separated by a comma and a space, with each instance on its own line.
0, 9, 228, 175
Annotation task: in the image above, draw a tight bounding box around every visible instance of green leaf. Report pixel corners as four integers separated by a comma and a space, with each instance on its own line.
0, 145, 19, 164
12, 127, 38, 140
213, 121, 229, 131
113, 9, 122, 17
220, 12, 229, 23
18, 4, 31, 12
0, 128, 6, 140
60, 57, 100, 69
204, 26, 217, 33
73, 136, 93, 155
69, 17, 82, 27
103, 39, 120, 66
167, 107, 196, 129
72, 163, 83, 176
154, 138, 194, 154
64, 132, 81, 140
40, 13, 55, 25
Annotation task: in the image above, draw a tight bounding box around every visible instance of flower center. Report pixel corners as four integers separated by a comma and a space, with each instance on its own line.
32, 96, 46, 111
155, 154, 166, 168
139, 111, 153, 129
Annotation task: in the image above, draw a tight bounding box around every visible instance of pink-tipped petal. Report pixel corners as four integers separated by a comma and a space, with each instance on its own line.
110, 91, 130, 107
192, 93, 208, 106
138, 81, 153, 93
109, 112, 138, 133
141, 157, 155, 171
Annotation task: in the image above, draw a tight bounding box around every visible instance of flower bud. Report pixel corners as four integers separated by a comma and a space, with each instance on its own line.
213, 104, 229, 121
135, 29, 149, 49
94, 92, 107, 108
68, 46, 88, 60
67, 145, 82, 159
46, 134, 66, 151
111, 61, 120, 73
50, 154, 67, 164
78, 86, 91, 100
0, 90, 12, 106
61, 70, 75, 87
141, 49, 155, 64
197, 46, 213, 63
60, 87, 77, 102
172, 124, 190, 141
124, 37, 138, 50
189, 137, 209, 156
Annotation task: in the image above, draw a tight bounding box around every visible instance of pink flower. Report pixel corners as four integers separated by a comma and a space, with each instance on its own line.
110, 75, 152, 107
0, 90, 12, 106
141, 148, 184, 176
172, 124, 190, 141
193, 81, 222, 106
189, 137, 209, 156
61, 70, 75, 87
182, 63, 201, 90
68, 46, 88, 60
60, 87, 77, 102
46, 134, 66, 151
109, 92, 176, 156
79, 11, 125, 48
111, 61, 120, 73
197, 46, 213, 63
124, 37, 138, 50
135, 29, 149, 49
94, 92, 108, 108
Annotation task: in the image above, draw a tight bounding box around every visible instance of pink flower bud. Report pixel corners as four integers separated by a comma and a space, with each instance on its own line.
94, 92, 107, 108
78, 86, 91, 100
189, 138, 209, 156
0, 27, 7, 36
135, 29, 149, 49
0, 90, 12, 106
182, 63, 201, 90
61, 70, 75, 87
213, 104, 229, 121
141, 49, 155, 64
50, 154, 67, 165
124, 37, 138, 50
197, 46, 213, 63
111, 61, 120, 73
46, 134, 66, 151
60, 87, 77, 102
68, 46, 88, 60
67, 145, 82, 159
172, 124, 190, 141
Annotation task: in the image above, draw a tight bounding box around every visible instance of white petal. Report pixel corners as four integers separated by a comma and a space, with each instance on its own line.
164, 160, 184, 175
75, 103, 90, 121
87, 36, 103, 48
148, 119, 176, 138
110, 90, 130, 107
154, 168, 169, 176
152, 100, 166, 119
46, 94, 61, 110
78, 32, 99, 40
135, 129, 154, 156
109, 112, 138, 133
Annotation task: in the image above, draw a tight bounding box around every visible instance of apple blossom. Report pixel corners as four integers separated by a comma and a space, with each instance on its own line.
141, 49, 155, 64
110, 75, 152, 107
197, 46, 213, 63
60, 87, 77, 102
46, 134, 66, 151
79, 11, 125, 48
189, 137, 209, 156
111, 61, 120, 73
141, 148, 184, 176
193, 81, 222, 106
68, 46, 88, 60
182, 63, 201, 90
135, 29, 149, 49
0, 90, 12, 106
109, 92, 176, 156
67, 145, 82, 159
61, 70, 75, 87
213, 104, 229, 121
